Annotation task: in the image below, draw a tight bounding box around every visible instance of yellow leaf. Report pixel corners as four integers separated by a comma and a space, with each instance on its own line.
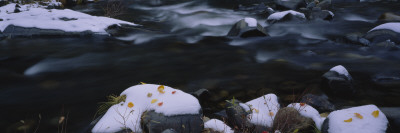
344, 118, 352, 122
158, 85, 165, 94
354, 113, 363, 119
127, 102, 134, 108
269, 111, 274, 116
372, 110, 379, 118
147, 93, 152, 97
253, 109, 259, 113
151, 99, 158, 104
140, 82, 146, 85
293, 129, 299, 133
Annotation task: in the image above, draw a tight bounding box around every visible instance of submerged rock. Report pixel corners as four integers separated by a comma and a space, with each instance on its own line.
227, 18, 269, 38
273, 107, 315, 133
274, 0, 306, 10
140, 110, 203, 133
308, 10, 334, 21
321, 65, 355, 98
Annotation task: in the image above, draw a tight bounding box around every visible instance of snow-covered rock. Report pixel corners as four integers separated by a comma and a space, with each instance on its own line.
369, 23, 400, 34
92, 84, 202, 133
0, 3, 136, 36
244, 17, 257, 27
321, 105, 389, 133
241, 94, 280, 127
204, 119, 234, 133
321, 65, 355, 98
267, 10, 306, 23
288, 103, 326, 130
227, 17, 268, 38
365, 23, 400, 45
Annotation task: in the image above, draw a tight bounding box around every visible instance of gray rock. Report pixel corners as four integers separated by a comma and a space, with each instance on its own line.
273, 107, 315, 133
140, 110, 204, 133
275, 0, 306, 9
308, 10, 334, 20
267, 13, 306, 24
345, 32, 370, 46
321, 68, 355, 98
379, 12, 400, 22
365, 29, 400, 45
321, 117, 329, 133
301, 94, 335, 112
227, 19, 269, 38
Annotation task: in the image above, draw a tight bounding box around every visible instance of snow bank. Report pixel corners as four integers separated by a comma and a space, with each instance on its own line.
326, 105, 388, 133
241, 94, 280, 127
330, 65, 350, 77
288, 103, 325, 130
244, 17, 257, 27
0, 3, 136, 34
204, 119, 234, 133
369, 22, 400, 33
267, 10, 305, 20
92, 84, 201, 133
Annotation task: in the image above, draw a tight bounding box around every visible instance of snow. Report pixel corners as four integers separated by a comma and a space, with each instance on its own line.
287, 103, 325, 130
369, 22, 400, 33
92, 84, 201, 133
326, 105, 388, 133
330, 65, 350, 77
204, 119, 234, 133
267, 10, 305, 20
0, 3, 136, 34
244, 17, 257, 27
241, 94, 280, 127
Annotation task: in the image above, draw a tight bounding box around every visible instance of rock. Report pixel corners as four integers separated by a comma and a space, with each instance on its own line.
225, 99, 253, 130
322, 105, 389, 133
204, 119, 234, 133
273, 107, 315, 133
227, 18, 269, 38
266, 10, 306, 24
140, 110, 203, 133
308, 10, 334, 21
345, 32, 370, 46
379, 12, 400, 22
380, 107, 400, 133
321, 65, 355, 98
301, 94, 335, 112
274, 0, 306, 10
365, 29, 400, 45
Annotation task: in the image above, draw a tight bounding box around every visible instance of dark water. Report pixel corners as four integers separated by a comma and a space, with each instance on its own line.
1, 0, 400, 132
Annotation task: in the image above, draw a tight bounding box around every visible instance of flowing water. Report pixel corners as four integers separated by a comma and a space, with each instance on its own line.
1, 0, 400, 132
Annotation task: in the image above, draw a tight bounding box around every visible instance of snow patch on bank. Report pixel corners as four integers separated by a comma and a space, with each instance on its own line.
92, 84, 201, 132
267, 10, 305, 20
204, 119, 234, 133
326, 105, 388, 133
0, 3, 136, 34
369, 22, 400, 33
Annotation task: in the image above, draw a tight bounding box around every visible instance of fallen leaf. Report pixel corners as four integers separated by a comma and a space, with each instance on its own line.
372, 110, 379, 118
354, 113, 363, 119
158, 85, 165, 94
158, 102, 163, 106
172, 91, 176, 94
147, 93, 152, 97
269, 111, 274, 116
128, 102, 134, 108
293, 129, 299, 133
253, 109, 259, 113
344, 118, 352, 122
300, 103, 306, 106
140, 82, 146, 85
151, 99, 158, 104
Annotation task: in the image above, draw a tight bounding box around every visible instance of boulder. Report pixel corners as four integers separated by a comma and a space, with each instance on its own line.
227, 18, 269, 38
321, 65, 355, 98
267, 10, 306, 24
321, 105, 389, 133
308, 10, 334, 21
379, 12, 400, 22
225, 99, 253, 130
273, 107, 315, 133
140, 110, 204, 133
274, 0, 306, 10
301, 94, 335, 112
365, 28, 400, 45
